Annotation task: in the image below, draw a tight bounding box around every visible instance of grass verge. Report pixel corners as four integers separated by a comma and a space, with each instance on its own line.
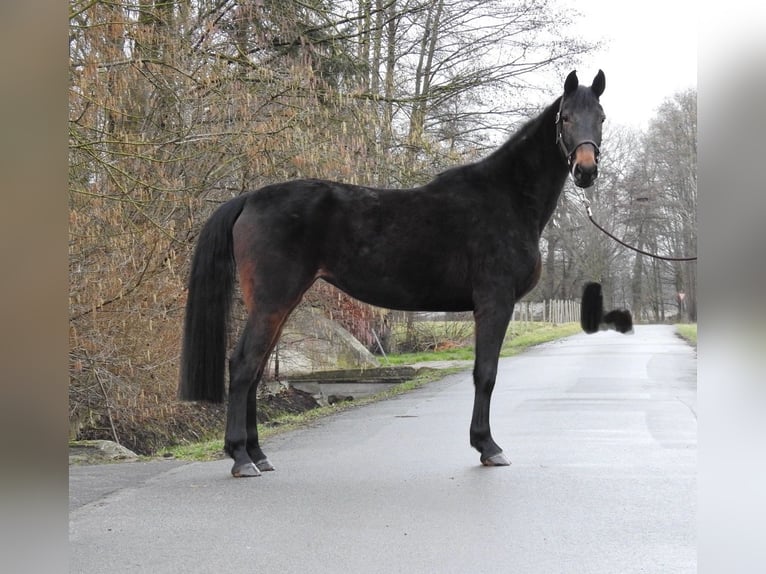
385, 322, 581, 364
500, 322, 581, 357
675, 323, 697, 346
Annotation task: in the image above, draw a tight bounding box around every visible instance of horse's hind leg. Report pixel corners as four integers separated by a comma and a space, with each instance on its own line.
226, 308, 295, 477
227, 277, 315, 477
226, 316, 272, 477
228, 203, 320, 476
245, 332, 284, 473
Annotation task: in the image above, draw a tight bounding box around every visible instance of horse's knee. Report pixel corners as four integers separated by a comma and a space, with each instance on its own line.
473, 370, 497, 398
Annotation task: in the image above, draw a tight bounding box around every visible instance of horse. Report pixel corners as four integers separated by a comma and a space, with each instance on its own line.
179, 69, 607, 477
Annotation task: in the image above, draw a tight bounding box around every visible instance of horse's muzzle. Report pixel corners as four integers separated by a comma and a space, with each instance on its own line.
570, 143, 599, 188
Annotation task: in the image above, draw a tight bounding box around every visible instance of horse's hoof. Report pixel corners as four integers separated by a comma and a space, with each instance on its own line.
481, 452, 511, 466
231, 462, 261, 477
255, 458, 275, 472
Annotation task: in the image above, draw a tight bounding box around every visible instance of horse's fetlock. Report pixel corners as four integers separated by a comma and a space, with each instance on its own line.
224, 439, 244, 459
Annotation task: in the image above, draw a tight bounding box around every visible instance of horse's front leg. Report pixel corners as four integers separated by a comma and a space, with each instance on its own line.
470, 301, 513, 466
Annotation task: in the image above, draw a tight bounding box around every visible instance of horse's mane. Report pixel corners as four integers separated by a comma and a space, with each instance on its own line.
481, 98, 561, 167
430, 98, 561, 186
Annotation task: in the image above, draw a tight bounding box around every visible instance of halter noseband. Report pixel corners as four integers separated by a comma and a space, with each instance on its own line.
555, 95, 601, 170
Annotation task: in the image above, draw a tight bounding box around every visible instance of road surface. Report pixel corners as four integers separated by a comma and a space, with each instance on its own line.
69, 325, 696, 573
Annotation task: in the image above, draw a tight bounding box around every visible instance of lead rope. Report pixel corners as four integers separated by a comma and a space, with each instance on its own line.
576, 192, 698, 262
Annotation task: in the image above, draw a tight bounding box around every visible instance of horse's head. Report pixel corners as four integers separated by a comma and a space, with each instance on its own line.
556, 70, 606, 188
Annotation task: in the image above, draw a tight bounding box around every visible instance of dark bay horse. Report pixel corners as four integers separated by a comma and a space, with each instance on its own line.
180, 70, 607, 477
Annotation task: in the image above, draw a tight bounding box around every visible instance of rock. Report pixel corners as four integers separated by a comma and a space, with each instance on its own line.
69, 440, 139, 465
275, 306, 380, 374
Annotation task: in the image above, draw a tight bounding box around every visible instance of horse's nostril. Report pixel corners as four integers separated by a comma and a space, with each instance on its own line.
572, 162, 598, 187
574, 163, 597, 178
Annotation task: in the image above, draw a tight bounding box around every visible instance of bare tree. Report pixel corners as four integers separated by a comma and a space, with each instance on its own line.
644, 90, 697, 320
620, 90, 697, 321
393, 0, 593, 180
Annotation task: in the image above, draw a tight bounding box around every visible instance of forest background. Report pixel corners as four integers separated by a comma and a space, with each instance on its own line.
68, 0, 697, 453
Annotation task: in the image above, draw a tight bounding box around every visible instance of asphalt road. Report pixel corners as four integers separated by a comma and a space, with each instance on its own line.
69, 325, 696, 573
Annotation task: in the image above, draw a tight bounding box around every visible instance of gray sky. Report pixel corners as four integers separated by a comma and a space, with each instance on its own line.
564, 0, 697, 129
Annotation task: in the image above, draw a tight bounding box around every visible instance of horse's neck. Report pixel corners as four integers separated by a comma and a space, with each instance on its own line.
480, 101, 569, 231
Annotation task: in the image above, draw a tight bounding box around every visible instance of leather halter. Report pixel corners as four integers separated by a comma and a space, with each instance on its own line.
554, 94, 601, 170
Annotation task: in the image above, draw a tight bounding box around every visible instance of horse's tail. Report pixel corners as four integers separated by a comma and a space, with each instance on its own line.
580, 282, 603, 334
179, 194, 249, 403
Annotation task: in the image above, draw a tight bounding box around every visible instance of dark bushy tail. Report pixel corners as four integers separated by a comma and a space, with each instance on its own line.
603, 309, 633, 334
580, 282, 604, 334
179, 194, 249, 402
580, 282, 633, 335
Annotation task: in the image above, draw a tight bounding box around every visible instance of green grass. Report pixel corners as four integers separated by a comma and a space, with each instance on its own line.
386, 322, 582, 364
165, 438, 225, 461
675, 323, 697, 346
384, 346, 474, 364
500, 322, 582, 356
165, 321, 583, 462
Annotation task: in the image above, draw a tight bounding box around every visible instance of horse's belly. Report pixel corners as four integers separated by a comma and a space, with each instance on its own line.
320, 268, 473, 313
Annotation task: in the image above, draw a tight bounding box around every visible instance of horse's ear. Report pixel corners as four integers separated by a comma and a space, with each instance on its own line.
564, 70, 579, 95
591, 69, 605, 97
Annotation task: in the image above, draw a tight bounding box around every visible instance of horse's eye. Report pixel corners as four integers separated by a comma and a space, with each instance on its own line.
562, 114, 570, 123
601, 115, 606, 123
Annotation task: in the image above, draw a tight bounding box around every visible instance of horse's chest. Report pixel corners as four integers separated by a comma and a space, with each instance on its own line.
471, 233, 538, 273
